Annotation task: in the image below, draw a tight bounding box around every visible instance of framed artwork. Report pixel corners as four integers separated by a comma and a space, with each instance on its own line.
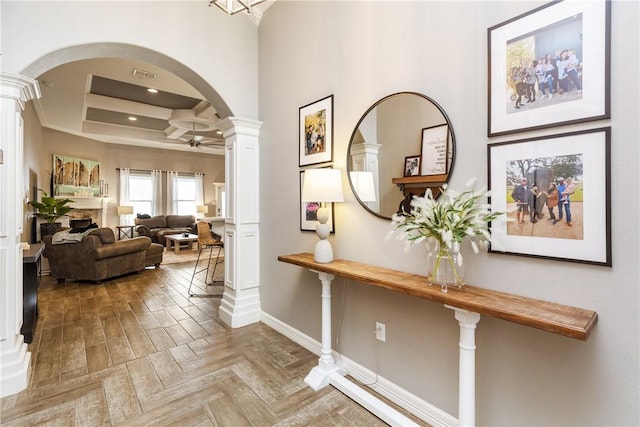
300, 169, 335, 233
53, 154, 101, 195
404, 156, 421, 177
487, 127, 611, 266
299, 95, 334, 167
420, 124, 448, 176
488, 0, 611, 136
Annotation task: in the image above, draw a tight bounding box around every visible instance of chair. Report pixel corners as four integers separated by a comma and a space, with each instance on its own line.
188, 221, 224, 298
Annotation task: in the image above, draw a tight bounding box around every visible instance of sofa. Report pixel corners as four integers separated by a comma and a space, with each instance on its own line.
134, 215, 196, 245
43, 227, 152, 283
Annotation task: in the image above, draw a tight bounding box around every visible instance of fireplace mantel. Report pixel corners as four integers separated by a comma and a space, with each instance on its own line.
56, 196, 111, 225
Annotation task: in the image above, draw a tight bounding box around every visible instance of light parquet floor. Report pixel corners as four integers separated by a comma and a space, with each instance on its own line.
1, 261, 427, 426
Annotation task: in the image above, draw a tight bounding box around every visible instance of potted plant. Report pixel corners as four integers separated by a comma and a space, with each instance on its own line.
29, 189, 74, 237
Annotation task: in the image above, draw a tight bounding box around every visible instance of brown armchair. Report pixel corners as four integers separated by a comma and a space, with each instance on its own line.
43, 227, 151, 283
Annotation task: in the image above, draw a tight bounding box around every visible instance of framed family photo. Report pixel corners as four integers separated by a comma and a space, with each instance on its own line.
299, 169, 335, 233
299, 95, 333, 167
487, 127, 611, 266
488, 0, 611, 136
404, 156, 421, 177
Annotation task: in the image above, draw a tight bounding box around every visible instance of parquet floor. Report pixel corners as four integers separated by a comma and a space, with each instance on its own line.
1, 261, 426, 426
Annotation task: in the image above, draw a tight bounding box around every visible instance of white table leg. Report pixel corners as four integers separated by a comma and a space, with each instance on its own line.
445, 305, 481, 427
305, 271, 344, 390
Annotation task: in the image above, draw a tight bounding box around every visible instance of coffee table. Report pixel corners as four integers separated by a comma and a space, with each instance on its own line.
165, 233, 198, 254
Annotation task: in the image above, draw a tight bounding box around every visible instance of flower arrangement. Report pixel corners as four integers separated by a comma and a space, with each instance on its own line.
388, 178, 504, 289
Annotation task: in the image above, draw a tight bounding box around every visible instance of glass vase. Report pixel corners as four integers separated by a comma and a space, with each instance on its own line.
427, 242, 465, 293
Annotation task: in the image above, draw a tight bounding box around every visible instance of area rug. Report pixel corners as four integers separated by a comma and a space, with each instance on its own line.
161, 247, 225, 265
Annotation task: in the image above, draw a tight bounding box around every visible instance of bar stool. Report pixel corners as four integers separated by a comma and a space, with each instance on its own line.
188, 221, 224, 298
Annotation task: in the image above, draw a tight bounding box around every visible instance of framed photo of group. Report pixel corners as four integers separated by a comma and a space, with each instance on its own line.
488, 0, 611, 136
487, 127, 611, 266
299, 95, 334, 167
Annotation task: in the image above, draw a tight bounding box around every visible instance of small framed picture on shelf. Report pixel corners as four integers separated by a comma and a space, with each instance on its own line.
299, 95, 334, 167
403, 156, 421, 177
488, 0, 611, 136
487, 127, 611, 266
420, 124, 448, 176
299, 169, 335, 233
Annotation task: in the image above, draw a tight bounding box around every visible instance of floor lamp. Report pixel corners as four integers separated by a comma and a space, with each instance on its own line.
301, 168, 344, 263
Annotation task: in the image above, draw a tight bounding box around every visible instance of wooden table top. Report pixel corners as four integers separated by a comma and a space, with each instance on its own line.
278, 253, 597, 341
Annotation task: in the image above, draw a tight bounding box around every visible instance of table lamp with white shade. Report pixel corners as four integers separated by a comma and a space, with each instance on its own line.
117, 205, 134, 225
301, 168, 344, 263
197, 205, 209, 218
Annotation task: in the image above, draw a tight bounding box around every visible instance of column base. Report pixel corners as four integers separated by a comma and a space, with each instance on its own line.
0, 335, 31, 398
219, 287, 261, 328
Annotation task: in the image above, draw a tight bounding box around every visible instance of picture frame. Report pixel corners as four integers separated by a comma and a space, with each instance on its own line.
488, 0, 611, 136
53, 154, 101, 196
299, 95, 334, 167
420, 124, 449, 176
300, 169, 335, 233
403, 156, 421, 177
487, 127, 611, 266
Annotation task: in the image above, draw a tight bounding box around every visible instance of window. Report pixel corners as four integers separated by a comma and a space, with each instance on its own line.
175, 176, 197, 215
128, 174, 153, 216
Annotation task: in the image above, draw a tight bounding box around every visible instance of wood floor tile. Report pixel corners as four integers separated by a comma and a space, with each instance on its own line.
0, 265, 429, 427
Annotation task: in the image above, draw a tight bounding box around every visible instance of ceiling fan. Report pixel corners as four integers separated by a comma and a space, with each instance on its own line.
161, 108, 224, 149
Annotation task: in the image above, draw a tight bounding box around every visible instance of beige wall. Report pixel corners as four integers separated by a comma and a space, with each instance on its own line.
258, 1, 639, 425
22, 112, 224, 242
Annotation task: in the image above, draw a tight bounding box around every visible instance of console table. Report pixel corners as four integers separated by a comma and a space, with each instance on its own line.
278, 253, 597, 426
22, 243, 45, 344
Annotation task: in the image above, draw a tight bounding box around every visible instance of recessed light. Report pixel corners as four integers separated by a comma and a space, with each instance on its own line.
147, 88, 158, 93
128, 116, 137, 121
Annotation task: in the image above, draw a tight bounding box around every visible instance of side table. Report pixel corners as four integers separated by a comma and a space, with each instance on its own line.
22, 242, 44, 344
116, 225, 135, 240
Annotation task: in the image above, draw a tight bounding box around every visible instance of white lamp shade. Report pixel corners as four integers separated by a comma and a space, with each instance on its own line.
117, 206, 133, 215
197, 205, 208, 214
301, 168, 344, 203
349, 171, 376, 202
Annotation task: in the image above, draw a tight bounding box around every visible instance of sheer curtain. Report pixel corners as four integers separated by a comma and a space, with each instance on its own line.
166, 171, 179, 214
151, 169, 163, 216
119, 168, 130, 206
195, 173, 204, 207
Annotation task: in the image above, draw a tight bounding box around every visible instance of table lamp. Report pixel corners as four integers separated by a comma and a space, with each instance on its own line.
117, 205, 134, 225
197, 205, 208, 218
301, 168, 344, 263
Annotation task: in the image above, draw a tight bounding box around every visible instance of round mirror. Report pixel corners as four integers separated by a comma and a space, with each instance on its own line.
347, 92, 456, 220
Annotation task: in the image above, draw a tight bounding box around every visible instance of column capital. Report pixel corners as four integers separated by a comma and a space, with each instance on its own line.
0, 72, 41, 109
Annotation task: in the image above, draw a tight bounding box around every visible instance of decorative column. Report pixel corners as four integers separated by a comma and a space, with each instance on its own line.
217, 117, 262, 328
445, 305, 481, 427
0, 72, 41, 397
349, 141, 381, 212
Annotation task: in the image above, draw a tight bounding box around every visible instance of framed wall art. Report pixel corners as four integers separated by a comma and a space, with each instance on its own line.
404, 156, 421, 177
299, 169, 335, 233
53, 154, 101, 196
420, 124, 449, 176
488, 0, 611, 136
299, 95, 334, 167
487, 127, 611, 266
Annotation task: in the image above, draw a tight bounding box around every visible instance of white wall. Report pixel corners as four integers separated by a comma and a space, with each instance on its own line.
0, 1, 259, 119
258, 1, 639, 425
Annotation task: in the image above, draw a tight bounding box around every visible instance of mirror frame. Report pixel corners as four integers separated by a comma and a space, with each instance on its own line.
347, 91, 456, 220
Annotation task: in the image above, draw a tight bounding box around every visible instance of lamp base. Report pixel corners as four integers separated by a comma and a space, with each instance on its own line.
314, 222, 333, 263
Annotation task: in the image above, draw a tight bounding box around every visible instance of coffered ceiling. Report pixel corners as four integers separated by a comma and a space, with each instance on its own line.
33, 58, 226, 155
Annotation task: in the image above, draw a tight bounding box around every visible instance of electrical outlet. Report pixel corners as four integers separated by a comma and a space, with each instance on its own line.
375, 321, 386, 342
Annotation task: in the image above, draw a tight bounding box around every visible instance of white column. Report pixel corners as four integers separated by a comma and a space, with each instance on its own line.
0, 72, 40, 398
217, 117, 262, 328
445, 305, 481, 427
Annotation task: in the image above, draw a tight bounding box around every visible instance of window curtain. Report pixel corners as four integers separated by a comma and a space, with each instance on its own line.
151, 169, 163, 216
195, 173, 204, 207
119, 168, 130, 206
166, 171, 179, 215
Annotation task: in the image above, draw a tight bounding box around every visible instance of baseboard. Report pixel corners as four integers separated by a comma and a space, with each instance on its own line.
261, 312, 458, 427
